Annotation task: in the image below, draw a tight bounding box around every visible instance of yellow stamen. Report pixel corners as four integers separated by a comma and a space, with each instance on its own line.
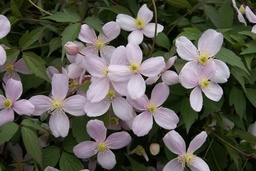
199, 78, 210, 88
135, 18, 145, 29
14, 161, 25, 170
107, 90, 115, 100
198, 54, 209, 65
135, 145, 145, 156
5, 64, 14, 73
148, 104, 156, 114
129, 63, 139, 73
178, 153, 195, 167
109, 117, 119, 126
104, 68, 108, 76
52, 100, 62, 110
98, 142, 107, 152
70, 79, 78, 88
3, 99, 12, 109
95, 39, 105, 49
239, 5, 246, 14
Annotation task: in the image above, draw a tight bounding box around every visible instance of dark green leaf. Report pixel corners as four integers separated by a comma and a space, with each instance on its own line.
47, 37, 61, 57
0, 122, 19, 144
229, 87, 246, 119
10, 0, 22, 18
245, 88, 256, 108
59, 152, 84, 171
21, 119, 46, 132
62, 134, 77, 153
100, 5, 133, 16
5, 48, 20, 62
240, 42, 256, 55
43, 11, 81, 23
71, 116, 90, 143
204, 5, 220, 28
165, 0, 192, 9
156, 32, 171, 50
233, 129, 256, 143
61, 23, 81, 46
84, 16, 104, 35
177, 27, 201, 40
126, 155, 147, 171
19, 27, 45, 50
42, 146, 60, 168
218, 0, 234, 28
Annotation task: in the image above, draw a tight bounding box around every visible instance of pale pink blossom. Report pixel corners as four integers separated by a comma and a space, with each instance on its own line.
73, 119, 131, 170
116, 4, 163, 44
128, 83, 179, 136
163, 130, 210, 171
29, 74, 87, 137
0, 15, 11, 65
232, 0, 247, 25
245, 6, 256, 33
0, 78, 35, 126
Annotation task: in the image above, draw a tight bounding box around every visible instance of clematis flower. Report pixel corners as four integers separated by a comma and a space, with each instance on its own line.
128, 83, 179, 136
232, 0, 247, 25
130, 145, 149, 161
0, 15, 11, 65
29, 74, 87, 137
179, 62, 224, 112
245, 6, 256, 33
0, 78, 35, 126
175, 29, 230, 83
163, 130, 210, 171
108, 44, 165, 99
73, 119, 131, 170
116, 4, 163, 44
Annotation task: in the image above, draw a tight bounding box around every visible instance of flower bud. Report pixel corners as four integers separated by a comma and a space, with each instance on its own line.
64, 41, 79, 56
149, 143, 160, 156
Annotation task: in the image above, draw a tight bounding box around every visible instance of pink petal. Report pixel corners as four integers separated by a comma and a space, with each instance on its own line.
137, 4, 153, 24
63, 95, 87, 116
116, 14, 136, 31
46, 66, 60, 80
252, 25, 256, 33
87, 78, 110, 103
101, 21, 120, 42
175, 36, 199, 61
128, 30, 144, 44
179, 66, 198, 89
127, 74, 145, 100
211, 59, 230, 83
198, 60, 216, 79
0, 95, 6, 108
187, 131, 207, 153
111, 81, 128, 96
112, 97, 133, 121
110, 46, 128, 65
14, 58, 31, 74
126, 44, 142, 64
67, 63, 84, 79
140, 57, 165, 77
73, 141, 98, 159
100, 45, 115, 64
0, 109, 14, 126
13, 100, 35, 116
8, 143, 23, 162
132, 111, 153, 137
198, 29, 223, 57
162, 130, 186, 155
105, 131, 131, 149
166, 56, 177, 69
245, 6, 256, 23
189, 156, 210, 171
44, 166, 60, 171
153, 108, 179, 129
78, 24, 97, 44
143, 23, 164, 38
127, 94, 148, 111
145, 76, 159, 85
163, 158, 184, 171
0, 15, 11, 39
86, 119, 107, 142
232, 0, 247, 25
162, 70, 179, 85
29, 95, 52, 115
97, 150, 116, 170
5, 78, 22, 101
49, 111, 69, 138
84, 99, 110, 117
201, 82, 223, 102
85, 55, 107, 77
0, 46, 7, 65
151, 83, 169, 106
190, 86, 203, 112
108, 65, 131, 82
51, 74, 68, 100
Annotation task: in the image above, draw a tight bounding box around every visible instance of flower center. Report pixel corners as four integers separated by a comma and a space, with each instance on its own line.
70, 79, 78, 88
95, 39, 105, 49
198, 54, 209, 65
3, 99, 12, 109
199, 78, 210, 88
104, 68, 108, 76
5, 64, 14, 73
135, 18, 145, 29
147, 104, 157, 114
98, 142, 107, 152
239, 5, 246, 14
178, 153, 195, 167
14, 161, 25, 170
135, 145, 145, 156
109, 117, 119, 126
107, 90, 115, 100
129, 63, 139, 73
52, 100, 62, 110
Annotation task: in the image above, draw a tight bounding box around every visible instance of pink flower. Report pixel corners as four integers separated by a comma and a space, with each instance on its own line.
116, 4, 163, 44
29, 74, 87, 137
73, 119, 131, 170
0, 15, 11, 65
163, 130, 210, 171
0, 78, 35, 126
128, 83, 179, 136
245, 6, 256, 33
232, 0, 247, 26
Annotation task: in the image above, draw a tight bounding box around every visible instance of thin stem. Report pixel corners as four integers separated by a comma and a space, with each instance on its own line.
204, 138, 214, 158
29, 0, 52, 16
150, 0, 158, 56
241, 158, 249, 171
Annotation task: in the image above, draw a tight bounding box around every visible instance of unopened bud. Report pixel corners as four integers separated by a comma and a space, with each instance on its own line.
64, 41, 79, 56
149, 143, 160, 156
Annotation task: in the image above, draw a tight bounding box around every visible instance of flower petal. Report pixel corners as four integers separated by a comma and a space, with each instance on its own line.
111, 81, 128, 96
78, 24, 97, 44
49, 111, 70, 138
127, 94, 148, 111
142, 23, 164, 38
232, 0, 247, 25
85, 55, 107, 77
5, 78, 22, 102
101, 21, 120, 42
14, 58, 31, 74
105, 131, 131, 149
198, 29, 223, 57
140, 57, 165, 77
51, 74, 68, 100
112, 97, 133, 121
13, 99, 35, 116
0, 46, 7, 65
162, 130, 186, 155
73, 141, 98, 159
97, 150, 116, 170
108, 65, 131, 82
132, 111, 153, 137
163, 158, 184, 171
86, 119, 107, 142
127, 74, 145, 100
29, 95, 52, 115
190, 156, 210, 171
116, 14, 136, 31
154, 108, 179, 130
0, 109, 14, 126
245, 6, 256, 23
128, 30, 144, 44
87, 78, 109, 103
179, 64, 198, 89
166, 56, 177, 69
8, 143, 23, 162
126, 43, 142, 64
202, 82, 223, 102
0, 15, 11, 39
175, 36, 199, 61
110, 46, 128, 65
211, 59, 230, 83
67, 63, 84, 79
162, 70, 179, 85
151, 83, 169, 106
190, 86, 203, 112
100, 45, 115, 64
145, 76, 159, 85
137, 4, 153, 24
63, 95, 87, 116
187, 131, 207, 153
84, 99, 110, 117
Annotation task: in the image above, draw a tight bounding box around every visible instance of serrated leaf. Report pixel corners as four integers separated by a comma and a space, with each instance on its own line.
156, 32, 171, 50
43, 11, 81, 23
180, 97, 198, 133
59, 152, 83, 171
22, 52, 49, 81
126, 155, 147, 171
240, 42, 256, 55
229, 87, 246, 119
165, 0, 192, 9
230, 67, 246, 91
42, 146, 60, 168
19, 27, 45, 50
245, 88, 256, 108
21, 119, 46, 132
84, 16, 104, 35
47, 37, 61, 57
0, 122, 19, 144
61, 23, 81, 46
21, 127, 42, 166
100, 5, 133, 16
71, 116, 90, 143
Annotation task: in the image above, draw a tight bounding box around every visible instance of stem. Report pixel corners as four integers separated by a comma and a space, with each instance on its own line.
204, 139, 214, 158
29, 0, 52, 16
150, 0, 158, 56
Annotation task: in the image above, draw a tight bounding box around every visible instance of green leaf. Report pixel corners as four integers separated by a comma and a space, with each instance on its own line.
180, 97, 198, 133
59, 152, 84, 171
218, 0, 234, 28
21, 119, 46, 132
5, 48, 20, 62
0, 122, 19, 144
42, 146, 60, 168
10, 0, 23, 18
208, 140, 227, 171
126, 155, 147, 171
156, 32, 171, 50
165, 0, 192, 9
47, 37, 61, 57
84, 16, 104, 35
230, 67, 246, 91
71, 116, 90, 143
21, 127, 42, 166
43, 11, 81, 23
229, 87, 246, 119
19, 27, 45, 50
22, 52, 49, 81
100, 5, 133, 16
233, 129, 256, 143
245, 88, 256, 108
61, 23, 81, 46
177, 27, 201, 40
204, 5, 220, 28
240, 42, 256, 55
62, 134, 77, 153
